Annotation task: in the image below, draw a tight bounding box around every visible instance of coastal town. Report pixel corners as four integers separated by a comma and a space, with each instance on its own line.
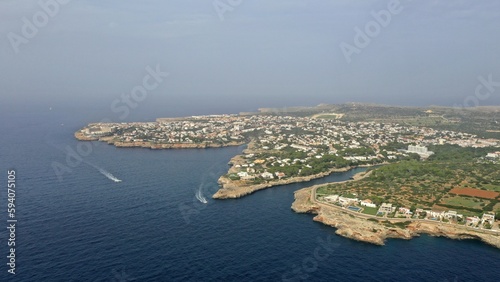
75, 107, 500, 247
76, 113, 499, 179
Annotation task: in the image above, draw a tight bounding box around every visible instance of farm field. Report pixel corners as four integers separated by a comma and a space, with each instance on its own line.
440, 195, 488, 209
316, 144, 500, 219
449, 187, 499, 199
481, 184, 500, 192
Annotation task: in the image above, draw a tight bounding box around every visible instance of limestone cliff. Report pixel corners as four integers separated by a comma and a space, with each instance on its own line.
292, 187, 500, 248
74, 132, 244, 149
212, 167, 352, 199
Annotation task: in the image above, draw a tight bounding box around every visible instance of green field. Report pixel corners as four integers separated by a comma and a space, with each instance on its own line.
482, 184, 500, 192
362, 206, 378, 215
441, 195, 488, 209
316, 185, 330, 195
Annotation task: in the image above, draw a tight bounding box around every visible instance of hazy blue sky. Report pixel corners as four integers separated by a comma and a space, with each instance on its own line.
2, 0, 500, 118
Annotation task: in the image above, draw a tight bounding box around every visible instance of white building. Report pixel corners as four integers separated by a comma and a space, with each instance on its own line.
407, 145, 434, 158
444, 210, 458, 219
379, 203, 395, 213
486, 152, 500, 158
481, 212, 495, 225
338, 196, 358, 205
237, 171, 249, 178
360, 200, 377, 208
425, 210, 443, 218
398, 207, 412, 214
261, 172, 274, 179
325, 195, 339, 202
466, 216, 480, 225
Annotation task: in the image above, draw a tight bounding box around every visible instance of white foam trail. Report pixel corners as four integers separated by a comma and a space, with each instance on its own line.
195, 185, 208, 204
44, 134, 122, 183
98, 168, 122, 183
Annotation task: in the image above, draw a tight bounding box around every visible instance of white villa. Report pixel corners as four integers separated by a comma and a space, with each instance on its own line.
360, 199, 377, 208
481, 213, 495, 225
379, 203, 395, 213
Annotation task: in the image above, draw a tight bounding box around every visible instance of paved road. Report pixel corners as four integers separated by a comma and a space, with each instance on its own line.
309, 183, 500, 236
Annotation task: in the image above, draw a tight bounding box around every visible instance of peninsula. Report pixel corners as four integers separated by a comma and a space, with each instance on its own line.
75, 103, 500, 248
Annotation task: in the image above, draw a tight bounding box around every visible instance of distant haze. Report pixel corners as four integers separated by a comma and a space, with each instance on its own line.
2, 0, 500, 119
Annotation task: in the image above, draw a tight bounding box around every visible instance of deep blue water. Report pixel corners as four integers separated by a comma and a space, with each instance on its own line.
1, 108, 499, 282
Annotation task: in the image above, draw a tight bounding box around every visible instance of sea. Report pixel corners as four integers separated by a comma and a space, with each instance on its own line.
0, 106, 499, 282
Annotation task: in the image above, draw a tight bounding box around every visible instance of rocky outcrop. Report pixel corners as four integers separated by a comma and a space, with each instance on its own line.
292, 187, 500, 248
406, 221, 500, 249
74, 132, 244, 149
213, 151, 378, 200
113, 141, 243, 149
291, 187, 320, 213
292, 187, 414, 245
74, 132, 98, 141
212, 167, 352, 199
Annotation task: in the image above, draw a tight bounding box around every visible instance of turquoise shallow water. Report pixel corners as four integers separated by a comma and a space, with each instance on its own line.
0, 108, 499, 281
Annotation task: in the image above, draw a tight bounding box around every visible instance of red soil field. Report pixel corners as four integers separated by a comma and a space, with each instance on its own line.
449, 187, 499, 199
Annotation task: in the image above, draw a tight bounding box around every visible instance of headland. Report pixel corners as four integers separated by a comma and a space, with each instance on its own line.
74, 103, 500, 248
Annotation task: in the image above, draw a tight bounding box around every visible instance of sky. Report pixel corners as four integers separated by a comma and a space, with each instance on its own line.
1, 0, 500, 119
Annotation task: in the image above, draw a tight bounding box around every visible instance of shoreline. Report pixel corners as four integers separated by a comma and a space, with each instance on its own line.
212, 166, 357, 199
75, 131, 500, 249
74, 132, 245, 149
291, 180, 500, 249
213, 145, 384, 199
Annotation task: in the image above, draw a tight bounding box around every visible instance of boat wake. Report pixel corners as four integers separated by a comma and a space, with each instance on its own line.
44, 134, 122, 183
98, 168, 122, 183
195, 185, 208, 204
194, 165, 225, 204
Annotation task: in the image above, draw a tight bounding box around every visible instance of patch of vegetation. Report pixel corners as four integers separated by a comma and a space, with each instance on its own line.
441, 196, 488, 210
318, 145, 500, 218
362, 206, 378, 215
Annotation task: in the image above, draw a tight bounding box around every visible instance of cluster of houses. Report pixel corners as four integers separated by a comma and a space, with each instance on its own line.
235, 170, 285, 181
462, 212, 496, 227
78, 114, 499, 193
233, 155, 288, 180
414, 209, 464, 221
324, 195, 398, 215
83, 125, 114, 136
79, 113, 499, 155
322, 194, 496, 228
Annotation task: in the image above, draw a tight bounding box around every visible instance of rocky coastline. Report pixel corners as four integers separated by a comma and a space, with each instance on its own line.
74, 132, 244, 149
291, 186, 500, 249
212, 147, 383, 199
212, 166, 353, 199
75, 131, 500, 249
